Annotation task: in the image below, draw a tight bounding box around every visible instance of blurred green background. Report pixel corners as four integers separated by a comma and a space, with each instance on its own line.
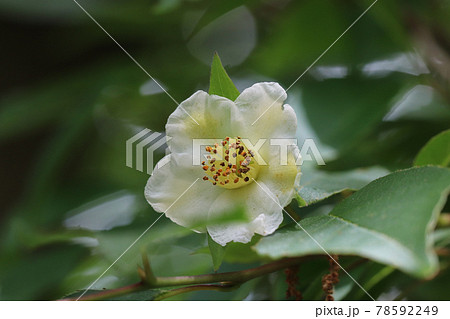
0, 0, 449, 300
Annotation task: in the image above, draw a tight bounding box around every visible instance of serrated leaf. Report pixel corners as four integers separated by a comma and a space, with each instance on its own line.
209, 53, 240, 100
208, 233, 226, 271
255, 166, 450, 278
297, 165, 389, 205
414, 129, 450, 167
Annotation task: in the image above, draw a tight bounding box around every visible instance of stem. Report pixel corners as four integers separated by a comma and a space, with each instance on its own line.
154, 283, 238, 301
61, 256, 315, 301
60, 282, 146, 301
152, 256, 310, 287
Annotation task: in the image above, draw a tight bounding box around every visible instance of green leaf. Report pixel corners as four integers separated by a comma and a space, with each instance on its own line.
414, 129, 450, 167
297, 165, 389, 205
253, 1, 407, 76
209, 53, 240, 100
208, 233, 226, 271
301, 75, 404, 152
255, 167, 450, 278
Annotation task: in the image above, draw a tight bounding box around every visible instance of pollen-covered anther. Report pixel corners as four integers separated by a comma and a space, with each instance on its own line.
202, 137, 260, 189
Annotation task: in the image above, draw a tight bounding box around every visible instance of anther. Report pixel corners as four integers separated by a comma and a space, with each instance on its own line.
202, 136, 259, 189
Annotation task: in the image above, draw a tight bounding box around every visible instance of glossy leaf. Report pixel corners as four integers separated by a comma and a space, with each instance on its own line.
255, 167, 450, 278
297, 165, 389, 205
414, 129, 450, 167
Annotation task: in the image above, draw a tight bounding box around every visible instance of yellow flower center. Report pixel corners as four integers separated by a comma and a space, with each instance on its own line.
202, 137, 260, 189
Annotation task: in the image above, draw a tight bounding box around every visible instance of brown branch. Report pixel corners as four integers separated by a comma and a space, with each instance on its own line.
61, 256, 317, 301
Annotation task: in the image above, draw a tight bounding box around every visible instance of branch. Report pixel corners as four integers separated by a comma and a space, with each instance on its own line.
61, 256, 315, 301
153, 283, 238, 301
60, 282, 146, 301
152, 256, 312, 287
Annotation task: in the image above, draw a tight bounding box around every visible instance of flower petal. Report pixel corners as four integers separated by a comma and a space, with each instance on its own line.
258, 144, 301, 207
207, 181, 283, 246
166, 91, 238, 161
145, 154, 224, 231
233, 82, 297, 141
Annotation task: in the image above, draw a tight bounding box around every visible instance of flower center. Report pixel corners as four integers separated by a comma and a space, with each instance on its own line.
202, 136, 260, 189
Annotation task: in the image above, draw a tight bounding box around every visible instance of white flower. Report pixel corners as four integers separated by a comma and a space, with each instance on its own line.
145, 82, 301, 246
